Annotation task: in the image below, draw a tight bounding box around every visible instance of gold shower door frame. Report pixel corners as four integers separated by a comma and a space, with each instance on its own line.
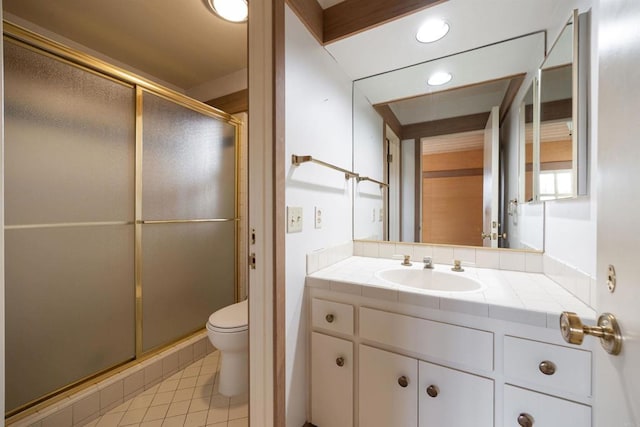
3, 21, 241, 419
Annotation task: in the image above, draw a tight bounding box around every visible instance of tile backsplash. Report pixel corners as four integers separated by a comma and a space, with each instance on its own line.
543, 253, 595, 308
306, 241, 353, 274
351, 241, 544, 274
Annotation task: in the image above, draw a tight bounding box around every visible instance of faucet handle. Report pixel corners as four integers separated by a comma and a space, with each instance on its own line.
402, 255, 412, 266
423, 256, 434, 269
451, 259, 464, 272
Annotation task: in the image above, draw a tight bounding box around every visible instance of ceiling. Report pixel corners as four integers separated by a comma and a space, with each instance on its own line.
324, 0, 575, 81
1, 0, 578, 108
2, 0, 247, 92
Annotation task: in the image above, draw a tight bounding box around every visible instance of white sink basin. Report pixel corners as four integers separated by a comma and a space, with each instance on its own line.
375, 267, 485, 293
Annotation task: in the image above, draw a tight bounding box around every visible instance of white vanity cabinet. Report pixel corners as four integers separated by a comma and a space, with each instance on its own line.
359, 344, 417, 427
418, 360, 493, 427
311, 332, 354, 426
308, 291, 593, 427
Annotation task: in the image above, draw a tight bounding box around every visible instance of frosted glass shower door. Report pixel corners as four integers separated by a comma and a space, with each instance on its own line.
4, 41, 136, 412
141, 92, 237, 352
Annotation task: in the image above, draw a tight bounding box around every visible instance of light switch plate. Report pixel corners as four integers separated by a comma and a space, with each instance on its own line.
314, 207, 323, 229
287, 206, 303, 233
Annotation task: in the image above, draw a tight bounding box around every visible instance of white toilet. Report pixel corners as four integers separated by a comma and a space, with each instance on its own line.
206, 299, 248, 396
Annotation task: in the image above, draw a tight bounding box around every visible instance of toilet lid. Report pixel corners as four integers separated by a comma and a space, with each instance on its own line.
208, 299, 248, 330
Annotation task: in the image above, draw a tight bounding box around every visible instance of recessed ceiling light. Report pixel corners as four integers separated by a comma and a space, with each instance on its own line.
416, 19, 450, 43
427, 72, 452, 86
208, 0, 248, 23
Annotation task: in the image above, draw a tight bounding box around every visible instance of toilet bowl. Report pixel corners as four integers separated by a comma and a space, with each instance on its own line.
206, 299, 248, 397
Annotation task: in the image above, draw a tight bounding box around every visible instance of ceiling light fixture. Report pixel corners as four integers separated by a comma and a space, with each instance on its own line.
427, 72, 452, 86
208, 0, 248, 23
416, 19, 450, 43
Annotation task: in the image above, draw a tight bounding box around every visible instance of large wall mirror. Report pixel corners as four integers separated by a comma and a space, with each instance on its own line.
352, 33, 546, 248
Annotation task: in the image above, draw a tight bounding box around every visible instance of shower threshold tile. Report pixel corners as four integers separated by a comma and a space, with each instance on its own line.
85, 351, 248, 427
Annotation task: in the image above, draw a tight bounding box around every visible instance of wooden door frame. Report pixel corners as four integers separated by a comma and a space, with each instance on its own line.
247, 0, 285, 425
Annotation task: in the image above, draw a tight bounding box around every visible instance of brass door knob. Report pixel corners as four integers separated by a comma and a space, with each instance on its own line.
538, 360, 556, 375
560, 311, 622, 355
325, 314, 334, 323
517, 413, 534, 427
335, 357, 344, 367
426, 385, 439, 398
397, 376, 408, 388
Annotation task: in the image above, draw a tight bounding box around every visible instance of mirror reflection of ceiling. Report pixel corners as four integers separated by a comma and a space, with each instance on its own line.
325, 0, 570, 80
389, 79, 511, 125
526, 121, 573, 144
421, 129, 484, 155
352, 31, 544, 107
543, 22, 573, 69
541, 66, 573, 102
2, 0, 247, 92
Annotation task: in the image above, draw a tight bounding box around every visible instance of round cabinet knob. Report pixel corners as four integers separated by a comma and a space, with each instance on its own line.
538, 360, 556, 375
335, 357, 345, 367
325, 314, 335, 323
397, 376, 409, 388
517, 413, 534, 427
426, 385, 439, 398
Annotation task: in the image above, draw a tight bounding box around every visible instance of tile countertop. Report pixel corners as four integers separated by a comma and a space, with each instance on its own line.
306, 256, 596, 330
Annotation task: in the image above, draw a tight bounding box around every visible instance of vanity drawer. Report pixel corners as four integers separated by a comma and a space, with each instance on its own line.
312, 298, 354, 336
504, 385, 591, 427
360, 307, 493, 372
504, 336, 591, 398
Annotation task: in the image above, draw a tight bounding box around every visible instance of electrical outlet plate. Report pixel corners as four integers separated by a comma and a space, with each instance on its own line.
287, 206, 303, 233
314, 207, 322, 229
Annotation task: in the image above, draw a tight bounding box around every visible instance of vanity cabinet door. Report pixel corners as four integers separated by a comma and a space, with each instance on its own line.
504, 385, 591, 427
359, 345, 417, 427
311, 332, 353, 427
418, 360, 493, 427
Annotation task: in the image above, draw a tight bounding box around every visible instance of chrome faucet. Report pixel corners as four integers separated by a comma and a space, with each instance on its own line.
451, 259, 464, 272
423, 256, 434, 269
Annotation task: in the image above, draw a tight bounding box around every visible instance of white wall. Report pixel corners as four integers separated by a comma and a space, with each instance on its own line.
352, 85, 384, 240
504, 0, 597, 278
284, 6, 354, 425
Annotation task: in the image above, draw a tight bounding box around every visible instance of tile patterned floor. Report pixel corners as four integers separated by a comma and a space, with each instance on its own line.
85, 352, 247, 427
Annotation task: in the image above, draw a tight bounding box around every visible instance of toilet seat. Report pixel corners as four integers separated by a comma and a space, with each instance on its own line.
207, 299, 248, 333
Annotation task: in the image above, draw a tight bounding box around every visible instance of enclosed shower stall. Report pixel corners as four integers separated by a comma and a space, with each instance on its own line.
3, 25, 239, 415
